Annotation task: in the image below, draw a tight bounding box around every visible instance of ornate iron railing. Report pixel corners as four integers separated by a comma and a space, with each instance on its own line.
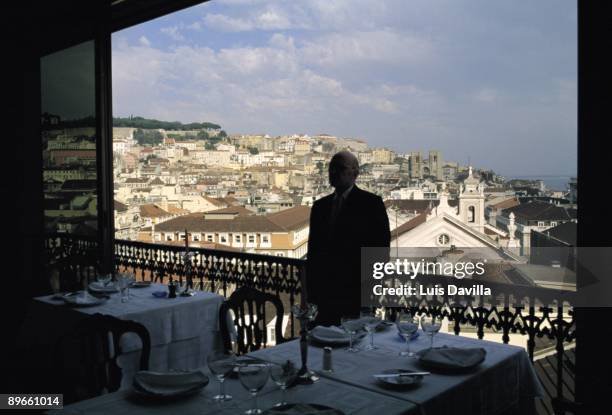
44, 234, 576, 413
44, 234, 305, 338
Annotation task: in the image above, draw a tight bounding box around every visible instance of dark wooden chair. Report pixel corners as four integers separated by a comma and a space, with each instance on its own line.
56, 313, 151, 403
219, 286, 287, 355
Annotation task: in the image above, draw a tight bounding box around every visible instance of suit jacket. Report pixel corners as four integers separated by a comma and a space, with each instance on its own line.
306, 185, 390, 322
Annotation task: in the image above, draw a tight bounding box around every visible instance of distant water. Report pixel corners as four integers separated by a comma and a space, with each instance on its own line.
505, 175, 574, 191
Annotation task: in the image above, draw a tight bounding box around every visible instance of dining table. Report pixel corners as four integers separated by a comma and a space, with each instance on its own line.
22, 282, 225, 389
48, 321, 543, 415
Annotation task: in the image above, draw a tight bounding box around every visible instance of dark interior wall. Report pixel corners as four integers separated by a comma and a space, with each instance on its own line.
2, 2, 107, 391
576, 2, 612, 412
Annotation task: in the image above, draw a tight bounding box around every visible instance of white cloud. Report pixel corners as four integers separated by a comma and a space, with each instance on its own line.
203, 13, 253, 32
160, 26, 185, 41
113, 0, 577, 175
138, 36, 151, 47
186, 21, 202, 31
301, 30, 434, 67
256, 9, 291, 30
268, 33, 295, 51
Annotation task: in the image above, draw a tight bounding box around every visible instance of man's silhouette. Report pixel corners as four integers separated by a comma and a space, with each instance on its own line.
306, 151, 390, 325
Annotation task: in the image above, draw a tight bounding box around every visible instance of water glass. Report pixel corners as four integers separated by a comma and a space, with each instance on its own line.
341, 316, 361, 353
269, 360, 297, 406
421, 315, 442, 349
238, 363, 270, 414
116, 274, 130, 302
207, 352, 236, 402
126, 272, 136, 298
360, 310, 382, 351
396, 312, 419, 357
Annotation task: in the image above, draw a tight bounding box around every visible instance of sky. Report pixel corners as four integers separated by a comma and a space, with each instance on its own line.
111, 0, 577, 177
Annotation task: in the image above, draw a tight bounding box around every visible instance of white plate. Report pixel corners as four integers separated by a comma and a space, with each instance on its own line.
309, 326, 367, 346
89, 282, 119, 293
133, 370, 209, 398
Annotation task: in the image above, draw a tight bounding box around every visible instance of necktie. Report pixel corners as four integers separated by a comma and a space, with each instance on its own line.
330, 195, 343, 227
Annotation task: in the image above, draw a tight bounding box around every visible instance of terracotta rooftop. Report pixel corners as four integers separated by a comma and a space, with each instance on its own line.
139, 204, 170, 218
390, 212, 428, 238
154, 205, 310, 233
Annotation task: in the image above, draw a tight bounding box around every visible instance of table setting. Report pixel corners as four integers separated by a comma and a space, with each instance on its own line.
246, 307, 543, 415
48, 303, 543, 415
28, 274, 226, 392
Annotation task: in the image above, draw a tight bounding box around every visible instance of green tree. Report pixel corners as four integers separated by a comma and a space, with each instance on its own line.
133, 128, 163, 145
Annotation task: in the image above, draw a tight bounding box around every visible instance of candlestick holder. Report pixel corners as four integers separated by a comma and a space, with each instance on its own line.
292, 303, 319, 384
180, 251, 196, 296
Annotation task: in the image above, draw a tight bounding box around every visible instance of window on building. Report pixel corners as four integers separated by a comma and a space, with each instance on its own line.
207, 234, 214, 242
235, 234, 241, 243
468, 206, 475, 223
248, 234, 255, 243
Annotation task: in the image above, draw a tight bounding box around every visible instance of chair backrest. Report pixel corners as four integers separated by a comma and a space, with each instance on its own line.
219, 286, 286, 355
56, 313, 150, 403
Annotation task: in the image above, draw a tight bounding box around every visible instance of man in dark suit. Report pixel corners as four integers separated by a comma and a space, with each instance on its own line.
306, 151, 390, 326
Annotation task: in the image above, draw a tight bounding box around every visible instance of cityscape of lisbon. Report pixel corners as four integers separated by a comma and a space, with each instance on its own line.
42, 115, 577, 291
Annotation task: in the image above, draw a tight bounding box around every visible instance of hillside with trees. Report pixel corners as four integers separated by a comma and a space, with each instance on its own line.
113, 116, 221, 131
114, 116, 227, 146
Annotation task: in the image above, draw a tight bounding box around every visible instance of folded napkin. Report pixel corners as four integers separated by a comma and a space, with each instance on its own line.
264, 403, 340, 414
133, 370, 208, 397
63, 293, 101, 305
417, 346, 486, 370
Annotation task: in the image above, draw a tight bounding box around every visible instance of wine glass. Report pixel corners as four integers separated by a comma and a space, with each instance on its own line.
116, 274, 130, 302
421, 315, 442, 349
341, 316, 361, 353
360, 310, 382, 351
207, 352, 236, 402
238, 363, 270, 414
96, 272, 112, 287
396, 312, 419, 357
126, 272, 136, 298
269, 360, 298, 407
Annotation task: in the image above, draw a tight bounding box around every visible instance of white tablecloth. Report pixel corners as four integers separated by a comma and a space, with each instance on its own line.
249, 329, 544, 415
31, 284, 225, 388
52, 326, 543, 415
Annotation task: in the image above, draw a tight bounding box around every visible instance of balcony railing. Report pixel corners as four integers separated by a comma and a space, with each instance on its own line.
44, 234, 576, 414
